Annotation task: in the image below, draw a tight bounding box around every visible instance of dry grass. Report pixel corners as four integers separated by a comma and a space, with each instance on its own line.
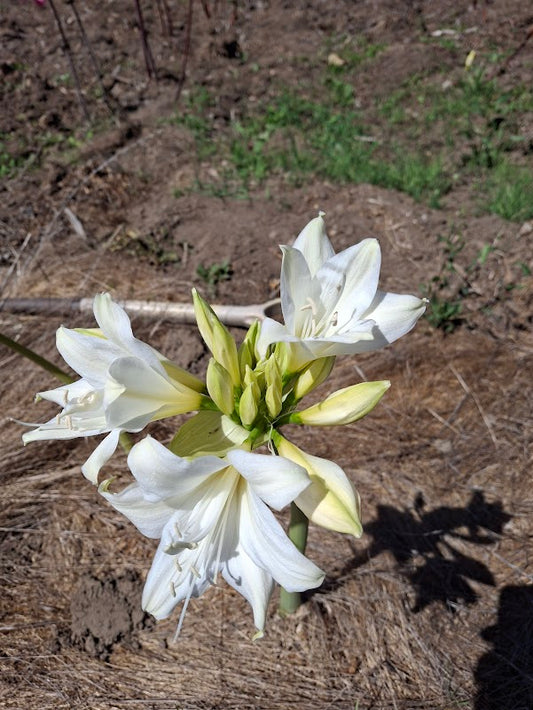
1, 254, 532, 708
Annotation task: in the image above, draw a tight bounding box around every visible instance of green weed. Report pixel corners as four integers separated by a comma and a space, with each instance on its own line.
197, 260, 233, 294
420, 233, 467, 333
485, 161, 533, 222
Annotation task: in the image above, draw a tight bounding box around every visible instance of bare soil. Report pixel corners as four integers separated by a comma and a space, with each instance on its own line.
1, 1, 532, 708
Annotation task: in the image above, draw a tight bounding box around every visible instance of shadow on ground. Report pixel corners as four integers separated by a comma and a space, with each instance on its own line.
474, 585, 533, 710
316, 490, 511, 612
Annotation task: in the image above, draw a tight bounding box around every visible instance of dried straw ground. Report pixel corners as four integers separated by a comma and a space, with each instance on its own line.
1, 182, 532, 709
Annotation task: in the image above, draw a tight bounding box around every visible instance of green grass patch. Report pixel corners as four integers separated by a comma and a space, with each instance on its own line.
485, 161, 533, 221
169, 60, 531, 220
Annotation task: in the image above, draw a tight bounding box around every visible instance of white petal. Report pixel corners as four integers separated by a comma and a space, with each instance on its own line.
295, 456, 362, 537
100, 480, 174, 538
292, 214, 335, 276
227, 450, 309, 511
36, 379, 91, 407
81, 429, 121, 484
256, 317, 299, 358
93, 293, 134, 342
141, 540, 184, 619
358, 290, 427, 348
93, 293, 164, 371
316, 238, 381, 328
104, 357, 200, 430
239, 488, 324, 593
222, 542, 274, 633
56, 326, 121, 386
22, 417, 104, 443
128, 437, 226, 502
300, 326, 375, 359
279, 246, 314, 331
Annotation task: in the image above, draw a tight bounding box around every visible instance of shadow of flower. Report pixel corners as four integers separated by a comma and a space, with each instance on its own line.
315, 490, 510, 613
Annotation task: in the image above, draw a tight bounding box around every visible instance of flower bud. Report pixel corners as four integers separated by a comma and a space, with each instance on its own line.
206, 358, 235, 415
239, 380, 260, 428
238, 321, 260, 378
264, 356, 282, 418
292, 357, 335, 400
192, 289, 240, 387
274, 433, 362, 537
290, 380, 390, 426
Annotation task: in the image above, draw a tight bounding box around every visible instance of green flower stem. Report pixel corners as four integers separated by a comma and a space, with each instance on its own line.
279, 502, 309, 616
0, 330, 133, 454
0, 331, 74, 384
119, 432, 134, 453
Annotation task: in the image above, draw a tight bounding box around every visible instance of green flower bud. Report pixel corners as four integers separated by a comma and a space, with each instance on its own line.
239, 380, 260, 428
238, 321, 260, 378
292, 357, 335, 400
264, 355, 282, 418
192, 289, 240, 387
291, 380, 390, 426
206, 358, 235, 415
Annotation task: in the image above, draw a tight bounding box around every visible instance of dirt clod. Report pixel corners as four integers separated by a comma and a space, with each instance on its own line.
70, 571, 151, 660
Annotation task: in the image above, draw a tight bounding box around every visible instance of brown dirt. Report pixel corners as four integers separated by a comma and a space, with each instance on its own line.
1, 1, 532, 709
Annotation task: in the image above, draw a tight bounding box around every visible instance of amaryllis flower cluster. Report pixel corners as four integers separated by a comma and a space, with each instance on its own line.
23, 213, 425, 637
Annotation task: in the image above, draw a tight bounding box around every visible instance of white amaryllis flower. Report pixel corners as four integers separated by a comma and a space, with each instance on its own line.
257, 213, 426, 370
23, 294, 205, 484
100, 436, 324, 636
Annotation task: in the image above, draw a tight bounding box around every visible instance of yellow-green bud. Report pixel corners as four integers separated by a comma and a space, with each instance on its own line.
239, 380, 260, 428
292, 357, 335, 400
273, 433, 362, 537
264, 355, 282, 418
192, 289, 240, 387
265, 383, 282, 419
291, 380, 390, 426
206, 358, 235, 416
238, 321, 260, 376
238, 340, 254, 380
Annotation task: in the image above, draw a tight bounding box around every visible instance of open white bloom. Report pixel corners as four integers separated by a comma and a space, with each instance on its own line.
257, 214, 426, 369
100, 436, 324, 636
23, 294, 205, 483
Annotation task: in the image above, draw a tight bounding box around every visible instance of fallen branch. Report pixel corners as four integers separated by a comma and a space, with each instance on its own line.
0, 296, 281, 328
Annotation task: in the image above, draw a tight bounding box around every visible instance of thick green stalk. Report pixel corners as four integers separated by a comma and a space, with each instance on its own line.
279, 502, 309, 616
0, 332, 73, 384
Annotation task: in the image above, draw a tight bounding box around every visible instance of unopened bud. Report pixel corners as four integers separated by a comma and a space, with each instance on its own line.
291, 380, 390, 426
239, 380, 260, 428
206, 359, 235, 416
292, 357, 335, 400
264, 355, 282, 418
192, 289, 240, 387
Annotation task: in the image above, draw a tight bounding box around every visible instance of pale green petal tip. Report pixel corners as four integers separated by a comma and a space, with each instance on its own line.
252, 629, 265, 641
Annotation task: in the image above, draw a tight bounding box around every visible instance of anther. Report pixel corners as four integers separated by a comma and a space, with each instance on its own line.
300, 297, 318, 316
165, 541, 198, 554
